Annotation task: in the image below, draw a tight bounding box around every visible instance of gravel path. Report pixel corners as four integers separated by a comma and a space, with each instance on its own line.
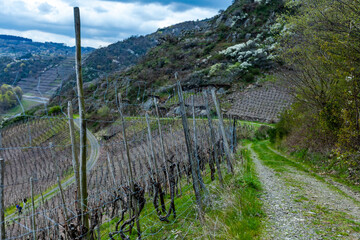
248, 143, 360, 240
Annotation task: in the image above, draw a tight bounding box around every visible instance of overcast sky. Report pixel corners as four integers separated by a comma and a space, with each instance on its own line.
0, 0, 232, 48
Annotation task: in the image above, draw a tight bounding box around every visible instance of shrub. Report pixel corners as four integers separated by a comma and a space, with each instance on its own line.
48, 106, 61, 115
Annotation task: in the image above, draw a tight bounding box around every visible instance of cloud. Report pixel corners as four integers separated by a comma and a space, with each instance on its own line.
0, 0, 231, 48
38, 2, 56, 13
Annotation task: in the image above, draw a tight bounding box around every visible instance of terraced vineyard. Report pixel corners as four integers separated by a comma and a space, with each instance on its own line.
16, 57, 75, 97
227, 83, 293, 123
1, 117, 78, 208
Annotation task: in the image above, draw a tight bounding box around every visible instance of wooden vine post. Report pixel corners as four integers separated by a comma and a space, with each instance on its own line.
211, 89, 234, 173
203, 90, 224, 187
106, 153, 116, 184
30, 177, 36, 240
0, 157, 5, 240
145, 113, 160, 179
153, 98, 171, 190
117, 93, 141, 238
57, 177, 69, 229
74, 7, 89, 231
0, 131, 5, 239
177, 81, 204, 220
67, 101, 81, 210
191, 96, 208, 194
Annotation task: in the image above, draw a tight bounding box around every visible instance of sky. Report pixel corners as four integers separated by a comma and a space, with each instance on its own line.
0, 0, 232, 48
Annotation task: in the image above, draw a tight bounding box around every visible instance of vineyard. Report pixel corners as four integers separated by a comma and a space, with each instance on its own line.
16, 57, 76, 97
1, 117, 79, 208
227, 83, 293, 123
0, 86, 263, 239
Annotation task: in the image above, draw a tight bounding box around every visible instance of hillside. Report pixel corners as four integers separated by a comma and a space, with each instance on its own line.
53, 0, 289, 124
0, 35, 94, 91
2, 0, 360, 239
16, 57, 76, 97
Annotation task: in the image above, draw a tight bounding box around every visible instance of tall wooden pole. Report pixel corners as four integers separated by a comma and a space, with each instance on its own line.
74, 7, 89, 230
211, 89, 234, 173
117, 93, 141, 238
67, 101, 81, 210
203, 90, 224, 186
153, 98, 170, 190
30, 177, 36, 240
106, 152, 116, 184
145, 113, 160, 180
0, 158, 5, 240
57, 177, 69, 226
191, 96, 208, 194
177, 81, 203, 220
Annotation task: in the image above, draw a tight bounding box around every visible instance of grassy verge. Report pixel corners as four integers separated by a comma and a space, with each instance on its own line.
251, 140, 360, 238
251, 140, 309, 173
274, 146, 360, 194
100, 144, 264, 239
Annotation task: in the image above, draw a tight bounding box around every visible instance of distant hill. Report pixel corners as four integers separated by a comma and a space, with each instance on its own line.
0, 34, 94, 57
0, 35, 94, 92
0, 35, 32, 42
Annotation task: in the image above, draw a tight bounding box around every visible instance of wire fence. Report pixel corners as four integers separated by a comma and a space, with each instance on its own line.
0, 61, 262, 239
0, 82, 259, 239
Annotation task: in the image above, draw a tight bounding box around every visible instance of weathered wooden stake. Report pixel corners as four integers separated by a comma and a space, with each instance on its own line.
68, 101, 81, 209
211, 89, 234, 173
57, 177, 69, 225
117, 93, 141, 239
30, 177, 36, 240
106, 152, 116, 184
154, 98, 171, 190
74, 7, 89, 230
177, 81, 203, 220
170, 125, 182, 196
145, 113, 160, 179
0, 157, 5, 240
232, 118, 237, 153
40, 193, 51, 238
191, 96, 208, 194
203, 90, 224, 187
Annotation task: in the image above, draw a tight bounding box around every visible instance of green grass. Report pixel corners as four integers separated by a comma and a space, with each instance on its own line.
251, 140, 360, 238
205, 144, 264, 239
251, 140, 308, 173
274, 146, 360, 195
99, 145, 265, 239
4, 99, 40, 116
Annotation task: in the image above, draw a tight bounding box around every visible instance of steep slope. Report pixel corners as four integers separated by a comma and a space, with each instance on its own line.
80, 19, 211, 83
0, 35, 94, 88
16, 57, 76, 97
51, 0, 290, 125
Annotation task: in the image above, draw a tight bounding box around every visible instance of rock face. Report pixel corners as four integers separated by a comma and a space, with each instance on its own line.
227, 83, 293, 123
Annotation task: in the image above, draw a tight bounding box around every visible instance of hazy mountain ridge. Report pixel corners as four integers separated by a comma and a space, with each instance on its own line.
0, 34, 94, 57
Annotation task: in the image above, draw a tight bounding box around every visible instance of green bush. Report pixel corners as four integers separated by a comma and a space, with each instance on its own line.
48, 105, 61, 115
